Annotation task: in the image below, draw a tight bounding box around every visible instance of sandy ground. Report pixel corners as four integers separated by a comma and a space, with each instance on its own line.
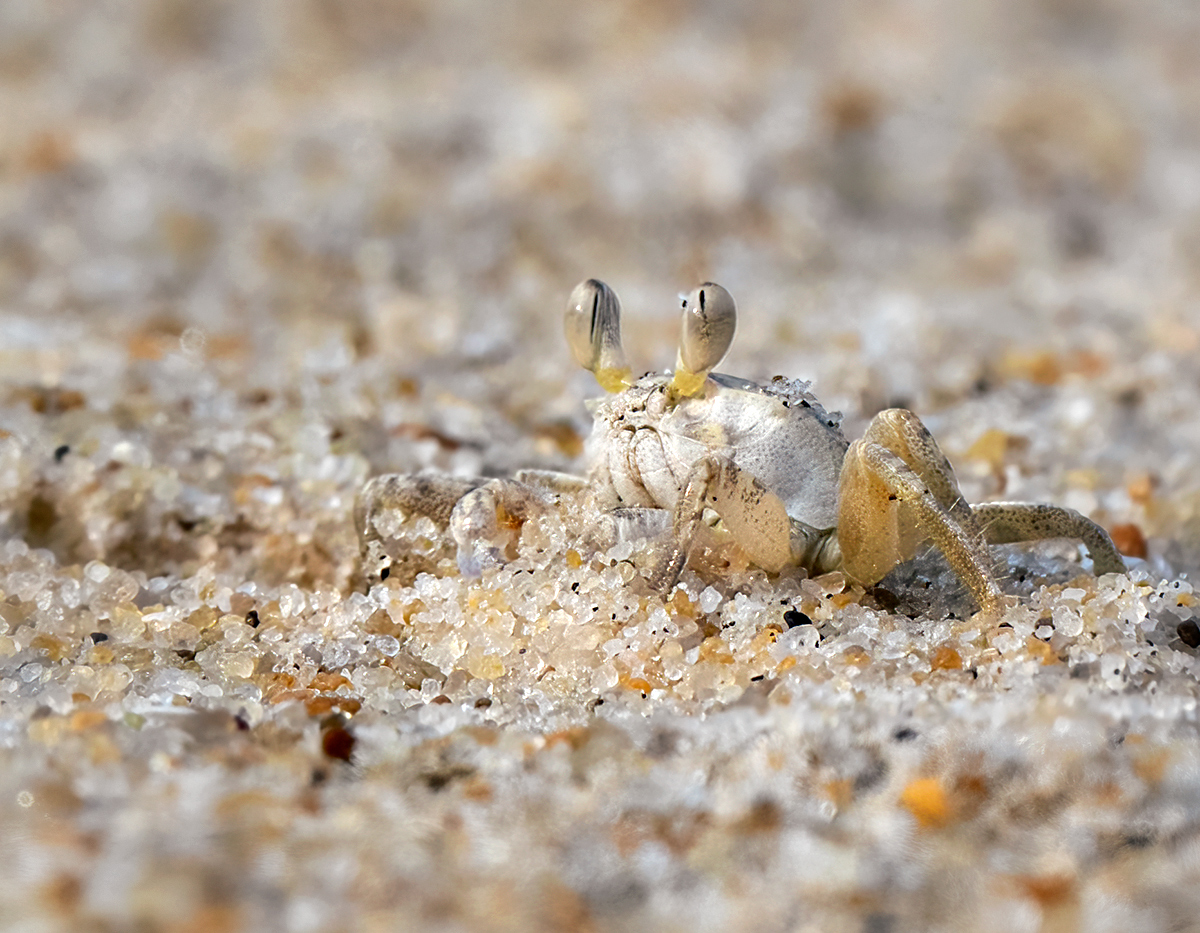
3, 1, 1200, 931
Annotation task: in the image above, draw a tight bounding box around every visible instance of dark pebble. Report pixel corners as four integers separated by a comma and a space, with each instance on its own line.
1178, 619, 1200, 648
322, 726, 356, 762
245, 609, 260, 628
54, 444, 70, 462
89, 632, 109, 643
783, 608, 812, 628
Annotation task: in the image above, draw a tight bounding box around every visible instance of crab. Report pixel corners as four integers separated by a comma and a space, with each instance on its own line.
356, 279, 1125, 614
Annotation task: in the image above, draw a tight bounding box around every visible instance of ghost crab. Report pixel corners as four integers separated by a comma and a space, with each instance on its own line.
357, 279, 1125, 615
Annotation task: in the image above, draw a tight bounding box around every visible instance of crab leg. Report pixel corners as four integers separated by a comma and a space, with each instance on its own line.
355, 473, 553, 585
972, 502, 1125, 575
650, 453, 793, 592
514, 469, 590, 494
863, 409, 983, 533
838, 439, 1006, 615
356, 473, 484, 536
355, 473, 489, 588
449, 479, 554, 577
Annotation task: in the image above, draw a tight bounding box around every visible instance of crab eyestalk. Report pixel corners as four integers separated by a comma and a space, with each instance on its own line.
670, 282, 736, 399
564, 279, 632, 393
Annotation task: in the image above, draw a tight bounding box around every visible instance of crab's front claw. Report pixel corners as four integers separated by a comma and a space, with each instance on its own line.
447, 478, 554, 578
455, 542, 504, 579
837, 410, 1006, 616
355, 472, 487, 589
646, 453, 794, 593
449, 485, 512, 579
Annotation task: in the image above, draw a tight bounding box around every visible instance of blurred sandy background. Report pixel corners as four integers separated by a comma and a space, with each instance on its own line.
6, 0, 1200, 572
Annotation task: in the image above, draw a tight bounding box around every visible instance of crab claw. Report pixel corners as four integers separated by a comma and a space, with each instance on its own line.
449, 486, 508, 578
456, 543, 503, 579
565, 279, 632, 393
670, 282, 737, 399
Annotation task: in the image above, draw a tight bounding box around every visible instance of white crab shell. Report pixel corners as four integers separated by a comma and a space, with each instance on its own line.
586, 371, 850, 531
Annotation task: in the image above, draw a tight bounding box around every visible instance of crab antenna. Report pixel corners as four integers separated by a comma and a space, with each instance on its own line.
670, 282, 737, 399
564, 279, 632, 393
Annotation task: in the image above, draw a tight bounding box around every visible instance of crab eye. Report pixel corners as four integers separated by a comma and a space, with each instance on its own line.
671, 282, 736, 398
680, 283, 736, 373
564, 279, 632, 393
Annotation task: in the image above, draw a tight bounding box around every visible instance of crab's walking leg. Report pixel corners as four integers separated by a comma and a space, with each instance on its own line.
838, 410, 1005, 614
355, 474, 483, 535
650, 454, 793, 592
513, 469, 590, 494
355, 473, 487, 587
355, 473, 552, 584
449, 479, 553, 577
972, 502, 1126, 575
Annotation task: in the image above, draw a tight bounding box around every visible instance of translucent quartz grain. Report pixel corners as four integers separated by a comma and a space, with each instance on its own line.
222, 620, 252, 646
353, 667, 394, 692
698, 587, 723, 614
991, 631, 1020, 655
8, 572, 44, 603
1053, 606, 1085, 638
109, 604, 145, 640
277, 585, 306, 618
84, 561, 111, 584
